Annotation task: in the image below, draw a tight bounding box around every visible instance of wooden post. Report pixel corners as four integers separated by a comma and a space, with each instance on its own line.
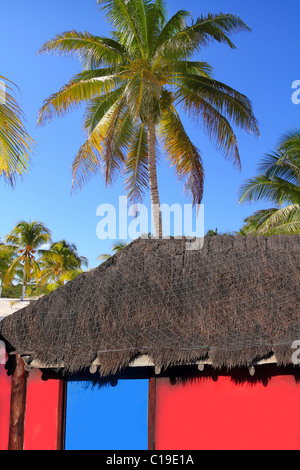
148, 377, 156, 451
56, 379, 67, 450
8, 355, 28, 450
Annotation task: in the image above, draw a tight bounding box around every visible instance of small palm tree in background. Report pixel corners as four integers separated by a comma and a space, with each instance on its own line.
38, 240, 88, 291
37, 0, 259, 238
239, 130, 300, 235
206, 228, 219, 236
4, 221, 52, 300
0, 76, 34, 186
0, 243, 17, 297
98, 241, 128, 261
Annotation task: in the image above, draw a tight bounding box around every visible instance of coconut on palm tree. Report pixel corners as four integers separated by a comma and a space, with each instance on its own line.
37, 0, 259, 238
38, 240, 88, 291
4, 221, 52, 300
0, 76, 34, 186
239, 130, 300, 235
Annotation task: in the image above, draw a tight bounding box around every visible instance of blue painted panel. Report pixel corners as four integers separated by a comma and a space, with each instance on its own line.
65, 379, 148, 450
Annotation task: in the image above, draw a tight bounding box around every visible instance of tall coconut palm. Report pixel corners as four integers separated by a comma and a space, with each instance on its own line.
38, 240, 88, 291
0, 76, 34, 186
5, 221, 52, 300
239, 130, 300, 235
37, 0, 259, 238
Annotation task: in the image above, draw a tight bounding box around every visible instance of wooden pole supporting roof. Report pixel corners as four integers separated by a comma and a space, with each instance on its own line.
8, 354, 28, 451
148, 377, 156, 451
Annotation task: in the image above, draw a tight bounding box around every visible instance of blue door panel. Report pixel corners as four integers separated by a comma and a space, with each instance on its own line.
65, 379, 148, 450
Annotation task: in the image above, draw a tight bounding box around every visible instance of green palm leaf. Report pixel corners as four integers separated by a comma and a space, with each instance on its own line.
124, 122, 149, 203
98, 0, 147, 58
175, 84, 240, 167
39, 31, 129, 67
155, 12, 250, 60
243, 205, 300, 236
158, 107, 204, 205
37, 69, 125, 126
175, 74, 259, 138
0, 76, 34, 186
72, 98, 134, 189
239, 174, 300, 205
39, 240, 88, 287
240, 130, 300, 235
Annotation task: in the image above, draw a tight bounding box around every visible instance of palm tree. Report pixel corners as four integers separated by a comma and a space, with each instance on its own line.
98, 240, 128, 261
0, 243, 17, 297
239, 130, 300, 235
205, 228, 237, 236
5, 221, 52, 300
206, 228, 219, 236
38, 240, 88, 291
37, 0, 259, 238
0, 76, 34, 186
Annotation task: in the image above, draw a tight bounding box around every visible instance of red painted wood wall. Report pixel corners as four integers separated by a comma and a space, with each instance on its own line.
0, 364, 62, 450
155, 375, 300, 451
2, 365, 300, 450
0, 364, 11, 450
24, 369, 62, 450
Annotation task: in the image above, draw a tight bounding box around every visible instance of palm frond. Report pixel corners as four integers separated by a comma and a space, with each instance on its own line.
174, 74, 259, 138
39, 31, 129, 67
156, 13, 250, 60
257, 151, 300, 186
0, 76, 34, 186
98, 253, 113, 261
124, 122, 149, 203
158, 107, 204, 205
72, 98, 134, 190
145, 0, 168, 54
37, 69, 124, 126
97, 0, 146, 58
278, 129, 300, 161
83, 86, 126, 134
98, 240, 128, 261
239, 174, 300, 205
4, 255, 22, 286
175, 84, 240, 168
170, 60, 213, 78
104, 98, 130, 184
154, 9, 191, 50
244, 205, 300, 236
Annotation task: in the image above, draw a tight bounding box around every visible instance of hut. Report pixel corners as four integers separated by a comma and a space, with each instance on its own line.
0, 235, 299, 450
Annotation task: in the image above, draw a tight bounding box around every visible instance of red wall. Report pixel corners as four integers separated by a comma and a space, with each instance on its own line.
24, 369, 61, 450
0, 365, 11, 450
155, 374, 300, 451
0, 365, 61, 450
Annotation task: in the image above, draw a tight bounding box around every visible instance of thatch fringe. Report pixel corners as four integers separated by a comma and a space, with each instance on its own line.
0, 235, 299, 376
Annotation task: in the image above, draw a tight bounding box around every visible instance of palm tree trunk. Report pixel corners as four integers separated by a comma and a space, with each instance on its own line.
21, 268, 26, 301
148, 123, 162, 239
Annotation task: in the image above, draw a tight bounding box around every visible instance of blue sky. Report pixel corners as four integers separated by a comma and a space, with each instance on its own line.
1, 0, 300, 269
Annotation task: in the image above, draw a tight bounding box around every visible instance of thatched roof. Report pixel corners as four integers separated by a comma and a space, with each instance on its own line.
0, 235, 299, 376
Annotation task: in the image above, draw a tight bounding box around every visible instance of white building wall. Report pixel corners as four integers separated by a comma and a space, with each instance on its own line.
0, 299, 31, 321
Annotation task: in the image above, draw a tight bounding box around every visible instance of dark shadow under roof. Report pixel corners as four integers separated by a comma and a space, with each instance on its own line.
0, 235, 300, 376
